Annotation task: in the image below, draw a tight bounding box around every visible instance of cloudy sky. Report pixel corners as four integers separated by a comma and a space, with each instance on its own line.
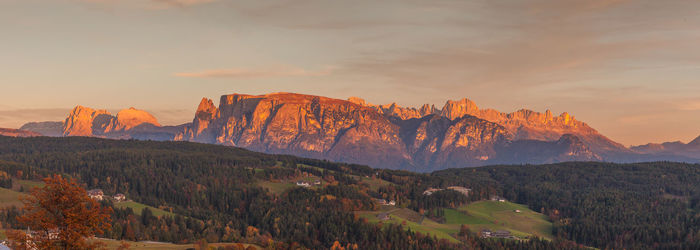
1, 0, 699, 146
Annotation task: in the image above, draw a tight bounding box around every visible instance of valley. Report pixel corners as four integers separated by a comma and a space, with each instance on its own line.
4, 1, 699, 249
0, 136, 696, 249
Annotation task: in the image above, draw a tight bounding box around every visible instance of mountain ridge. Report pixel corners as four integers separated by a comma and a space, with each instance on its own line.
631, 135, 700, 159
17, 92, 691, 171
172, 92, 603, 171
348, 95, 628, 156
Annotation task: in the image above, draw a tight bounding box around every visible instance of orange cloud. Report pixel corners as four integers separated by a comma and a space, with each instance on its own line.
78, 0, 216, 9
175, 66, 334, 78
673, 99, 700, 111
152, 0, 217, 7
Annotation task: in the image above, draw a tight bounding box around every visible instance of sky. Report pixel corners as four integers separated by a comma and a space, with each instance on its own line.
1, 0, 700, 146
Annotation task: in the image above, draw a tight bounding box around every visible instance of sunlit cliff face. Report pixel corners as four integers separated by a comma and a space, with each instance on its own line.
172, 92, 613, 170
21, 92, 630, 170
114, 108, 161, 130
63, 106, 161, 137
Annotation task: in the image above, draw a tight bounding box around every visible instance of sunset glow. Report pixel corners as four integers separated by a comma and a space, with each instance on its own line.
1, 0, 700, 146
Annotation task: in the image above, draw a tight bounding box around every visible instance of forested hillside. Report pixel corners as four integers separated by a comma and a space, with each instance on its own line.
0, 136, 697, 249
434, 162, 700, 249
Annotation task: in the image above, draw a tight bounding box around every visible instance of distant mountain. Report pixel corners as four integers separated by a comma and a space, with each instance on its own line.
62, 106, 163, 136
350, 96, 629, 157
20, 121, 63, 136
0, 128, 41, 137
493, 134, 602, 164
32, 106, 189, 141
19, 92, 696, 171
631, 135, 700, 159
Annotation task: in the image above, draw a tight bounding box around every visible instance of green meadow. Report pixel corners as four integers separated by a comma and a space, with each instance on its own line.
357, 200, 553, 242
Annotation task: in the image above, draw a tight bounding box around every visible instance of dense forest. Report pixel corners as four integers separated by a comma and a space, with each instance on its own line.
433, 162, 700, 249
0, 136, 698, 249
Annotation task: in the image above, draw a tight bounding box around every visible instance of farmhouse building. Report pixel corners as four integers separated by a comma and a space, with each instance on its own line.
114, 193, 126, 202
87, 189, 104, 201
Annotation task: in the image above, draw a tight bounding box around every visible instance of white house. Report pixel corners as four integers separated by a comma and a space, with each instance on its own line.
87, 189, 104, 201
114, 193, 126, 202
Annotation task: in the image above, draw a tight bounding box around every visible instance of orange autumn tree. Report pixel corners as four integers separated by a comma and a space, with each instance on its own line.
7, 174, 112, 249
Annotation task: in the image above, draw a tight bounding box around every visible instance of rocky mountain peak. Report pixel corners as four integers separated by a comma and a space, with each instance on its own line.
63, 105, 111, 136
440, 98, 479, 120
114, 107, 160, 131
173, 92, 615, 170
25, 92, 634, 171
196, 98, 218, 118
347, 97, 367, 106
560, 112, 573, 125
62, 105, 161, 136
419, 104, 431, 112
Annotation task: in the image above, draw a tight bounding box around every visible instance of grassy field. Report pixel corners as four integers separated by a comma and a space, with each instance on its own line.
0, 187, 24, 208
452, 200, 554, 239
297, 163, 332, 173
294, 164, 394, 192
246, 167, 266, 173
355, 176, 392, 191
0, 180, 177, 219
258, 181, 296, 194
357, 207, 460, 243
11, 179, 44, 193
95, 238, 261, 249
357, 200, 553, 242
0, 179, 46, 209
113, 201, 177, 217
258, 175, 323, 195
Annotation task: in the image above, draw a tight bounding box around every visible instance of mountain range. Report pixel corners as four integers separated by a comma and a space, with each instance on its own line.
9, 92, 699, 171
631, 136, 700, 160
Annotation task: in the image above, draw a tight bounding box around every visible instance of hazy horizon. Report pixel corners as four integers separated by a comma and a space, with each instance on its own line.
2, 0, 700, 146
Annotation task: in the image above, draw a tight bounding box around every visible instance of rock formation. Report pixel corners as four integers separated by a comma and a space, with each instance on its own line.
177, 93, 411, 168
21, 92, 656, 171
368, 97, 628, 157
110, 107, 161, 131
59, 106, 178, 140
175, 93, 603, 171
440, 98, 479, 120
62, 106, 111, 136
